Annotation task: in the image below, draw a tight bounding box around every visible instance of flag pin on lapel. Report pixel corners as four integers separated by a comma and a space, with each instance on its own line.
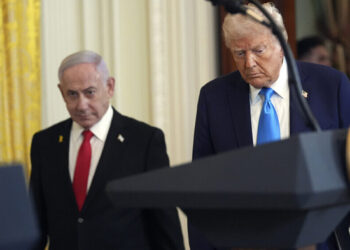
58, 135, 63, 143
302, 90, 308, 98
117, 134, 125, 143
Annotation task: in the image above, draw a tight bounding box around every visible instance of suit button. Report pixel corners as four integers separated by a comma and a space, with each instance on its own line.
78, 217, 84, 223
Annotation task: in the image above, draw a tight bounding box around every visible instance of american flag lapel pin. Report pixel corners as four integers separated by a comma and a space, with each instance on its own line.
302, 90, 308, 98
117, 134, 124, 143
58, 135, 64, 143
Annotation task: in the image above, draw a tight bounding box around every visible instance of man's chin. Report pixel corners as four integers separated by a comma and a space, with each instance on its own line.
247, 80, 268, 89
74, 118, 94, 129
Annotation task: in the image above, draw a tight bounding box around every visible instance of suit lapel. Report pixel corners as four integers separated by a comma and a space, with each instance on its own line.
225, 67, 311, 143
82, 109, 127, 211
289, 63, 312, 135
55, 120, 78, 207
227, 75, 253, 147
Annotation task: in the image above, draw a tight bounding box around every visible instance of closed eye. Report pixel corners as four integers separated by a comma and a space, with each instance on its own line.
234, 50, 245, 58
253, 46, 266, 55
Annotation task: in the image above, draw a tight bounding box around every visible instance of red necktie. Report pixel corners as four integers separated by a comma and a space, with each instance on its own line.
73, 130, 93, 211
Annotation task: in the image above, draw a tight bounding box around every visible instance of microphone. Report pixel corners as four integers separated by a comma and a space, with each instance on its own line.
206, 0, 246, 14
206, 0, 271, 29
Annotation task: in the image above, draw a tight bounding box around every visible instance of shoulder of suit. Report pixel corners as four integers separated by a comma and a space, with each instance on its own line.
112, 109, 164, 135
297, 61, 345, 79
34, 118, 72, 137
296, 61, 350, 93
201, 71, 242, 91
199, 71, 244, 100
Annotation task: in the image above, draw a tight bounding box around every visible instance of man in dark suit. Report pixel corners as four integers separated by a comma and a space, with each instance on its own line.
297, 36, 331, 67
189, 2, 350, 250
30, 50, 185, 250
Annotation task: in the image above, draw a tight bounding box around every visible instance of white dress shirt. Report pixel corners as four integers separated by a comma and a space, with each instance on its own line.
250, 59, 290, 146
69, 105, 113, 190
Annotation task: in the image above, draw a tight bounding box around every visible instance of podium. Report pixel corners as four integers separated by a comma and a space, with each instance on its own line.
0, 165, 39, 250
106, 129, 350, 248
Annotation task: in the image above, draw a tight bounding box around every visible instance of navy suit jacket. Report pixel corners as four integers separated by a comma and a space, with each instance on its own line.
190, 62, 350, 250
30, 108, 185, 250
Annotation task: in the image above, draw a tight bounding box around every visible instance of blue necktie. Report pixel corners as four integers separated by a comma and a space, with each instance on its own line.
257, 87, 280, 144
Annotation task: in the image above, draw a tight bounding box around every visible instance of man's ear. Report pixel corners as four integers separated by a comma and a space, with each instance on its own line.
106, 77, 115, 97
58, 83, 66, 102
279, 45, 284, 59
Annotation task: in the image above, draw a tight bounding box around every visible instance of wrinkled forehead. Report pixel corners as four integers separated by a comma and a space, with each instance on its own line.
231, 32, 277, 51
61, 63, 102, 83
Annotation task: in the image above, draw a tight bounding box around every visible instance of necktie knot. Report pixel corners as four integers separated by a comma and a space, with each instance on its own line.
82, 130, 93, 141
259, 87, 274, 101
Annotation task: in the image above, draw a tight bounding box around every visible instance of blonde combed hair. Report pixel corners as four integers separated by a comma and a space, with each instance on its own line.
223, 2, 288, 49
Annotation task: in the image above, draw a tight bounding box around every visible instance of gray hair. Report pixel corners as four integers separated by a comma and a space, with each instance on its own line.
58, 50, 110, 84
223, 2, 288, 49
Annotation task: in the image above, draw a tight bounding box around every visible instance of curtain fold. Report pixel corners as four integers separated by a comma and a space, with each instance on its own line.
148, 0, 219, 166
0, 0, 41, 177
315, 0, 350, 75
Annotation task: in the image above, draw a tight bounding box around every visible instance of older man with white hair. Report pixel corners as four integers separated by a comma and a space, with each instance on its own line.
30, 50, 185, 250
190, 2, 350, 250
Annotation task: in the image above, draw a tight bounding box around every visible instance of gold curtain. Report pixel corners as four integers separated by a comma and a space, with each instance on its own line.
314, 0, 350, 76
0, 0, 41, 177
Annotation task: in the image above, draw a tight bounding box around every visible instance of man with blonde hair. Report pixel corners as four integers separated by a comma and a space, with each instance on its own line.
30, 50, 185, 250
190, 2, 350, 250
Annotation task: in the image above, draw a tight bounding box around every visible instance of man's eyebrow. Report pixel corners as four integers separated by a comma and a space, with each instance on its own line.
82, 86, 97, 91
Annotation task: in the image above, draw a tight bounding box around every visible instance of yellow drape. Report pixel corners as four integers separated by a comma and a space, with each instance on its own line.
0, 0, 41, 177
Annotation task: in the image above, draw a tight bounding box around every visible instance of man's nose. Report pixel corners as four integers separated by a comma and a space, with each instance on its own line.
76, 96, 88, 110
245, 52, 256, 68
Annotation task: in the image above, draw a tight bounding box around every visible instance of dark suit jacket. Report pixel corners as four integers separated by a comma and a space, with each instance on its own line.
190, 62, 350, 250
30, 108, 185, 250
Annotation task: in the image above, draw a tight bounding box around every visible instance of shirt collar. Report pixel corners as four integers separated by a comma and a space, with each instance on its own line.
71, 105, 113, 142
250, 58, 289, 104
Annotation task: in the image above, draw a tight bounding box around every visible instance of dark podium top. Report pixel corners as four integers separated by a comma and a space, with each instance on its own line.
107, 129, 350, 248
0, 165, 39, 250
